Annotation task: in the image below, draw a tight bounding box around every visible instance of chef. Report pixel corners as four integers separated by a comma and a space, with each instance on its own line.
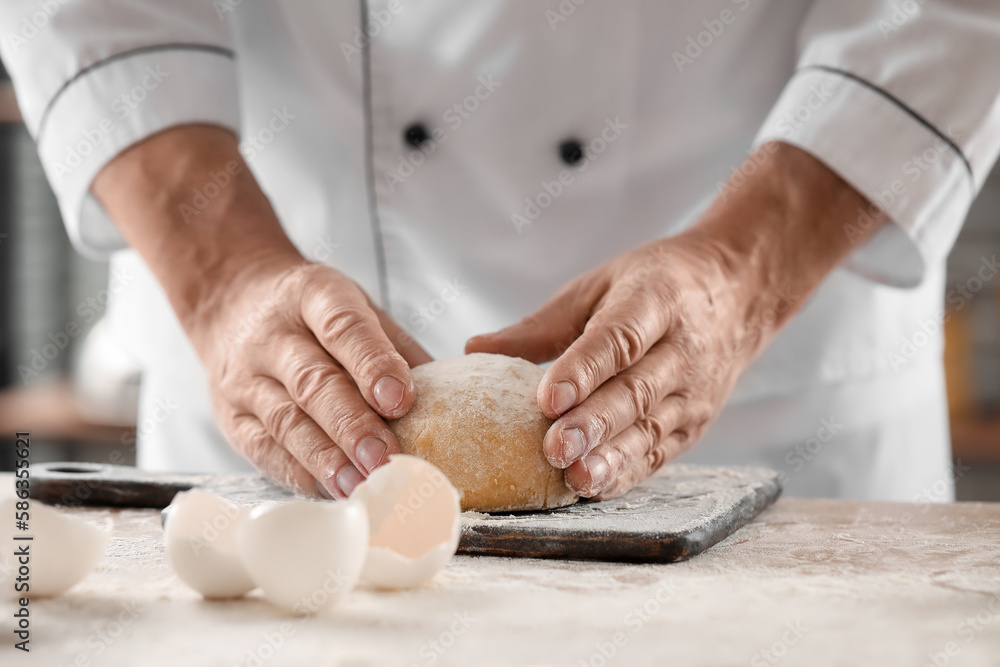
3, 1, 998, 502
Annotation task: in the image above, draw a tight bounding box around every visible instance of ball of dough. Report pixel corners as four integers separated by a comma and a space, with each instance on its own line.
389, 353, 579, 512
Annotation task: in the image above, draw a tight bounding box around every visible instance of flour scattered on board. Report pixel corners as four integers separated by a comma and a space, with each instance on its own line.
460, 463, 782, 542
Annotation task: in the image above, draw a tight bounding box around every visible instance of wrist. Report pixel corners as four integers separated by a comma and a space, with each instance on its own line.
162, 182, 305, 337
682, 142, 887, 350
92, 124, 305, 333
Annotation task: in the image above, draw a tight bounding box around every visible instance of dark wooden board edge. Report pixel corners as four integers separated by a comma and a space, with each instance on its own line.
672, 476, 782, 561
30, 477, 193, 508
456, 477, 782, 563
29, 462, 194, 509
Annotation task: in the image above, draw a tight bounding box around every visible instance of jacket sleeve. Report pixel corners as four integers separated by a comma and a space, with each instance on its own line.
754, 0, 1000, 288
0, 1, 240, 258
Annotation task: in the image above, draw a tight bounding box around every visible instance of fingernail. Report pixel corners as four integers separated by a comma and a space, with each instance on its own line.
320, 473, 344, 499
315, 480, 335, 500
550, 381, 577, 415
561, 428, 587, 463
336, 465, 365, 497
581, 454, 610, 495
374, 376, 405, 414
357, 436, 388, 473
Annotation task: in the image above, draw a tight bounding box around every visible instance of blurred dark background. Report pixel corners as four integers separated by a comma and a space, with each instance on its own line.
0, 61, 138, 473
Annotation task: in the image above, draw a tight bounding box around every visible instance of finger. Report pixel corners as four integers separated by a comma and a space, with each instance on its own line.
543, 342, 684, 468
563, 397, 688, 498
263, 334, 401, 475
244, 376, 367, 497
228, 413, 318, 497
465, 273, 606, 363
372, 303, 434, 367
300, 282, 415, 418
590, 430, 691, 502
539, 290, 669, 419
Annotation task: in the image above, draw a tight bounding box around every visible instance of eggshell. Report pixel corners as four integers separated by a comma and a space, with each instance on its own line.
351, 454, 461, 589
163, 489, 255, 598
0, 498, 111, 598
237, 499, 368, 613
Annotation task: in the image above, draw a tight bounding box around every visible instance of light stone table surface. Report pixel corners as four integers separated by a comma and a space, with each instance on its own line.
1, 480, 999, 667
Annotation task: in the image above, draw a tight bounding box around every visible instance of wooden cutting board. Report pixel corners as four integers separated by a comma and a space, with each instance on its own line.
29, 461, 780, 563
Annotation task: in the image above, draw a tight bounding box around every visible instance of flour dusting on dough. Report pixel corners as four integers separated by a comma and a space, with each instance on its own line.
390, 353, 578, 512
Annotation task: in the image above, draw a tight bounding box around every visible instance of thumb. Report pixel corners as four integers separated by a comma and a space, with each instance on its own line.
465, 278, 602, 363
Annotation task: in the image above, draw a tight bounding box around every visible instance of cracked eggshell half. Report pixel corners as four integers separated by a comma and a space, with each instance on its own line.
0, 498, 111, 598
237, 499, 368, 613
163, 489, 255, 598
351, 454, 461, 589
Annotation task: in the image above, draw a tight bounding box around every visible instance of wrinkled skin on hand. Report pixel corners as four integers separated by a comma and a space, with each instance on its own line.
92, 125, 435, 500
469, 142, 880, 500
192, 256, 432, 499
467, 234, 777, 499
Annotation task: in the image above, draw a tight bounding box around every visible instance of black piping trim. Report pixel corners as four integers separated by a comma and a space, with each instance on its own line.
36, 43, 235, 142
359, 0, 390, 310
798, 64, 974, 183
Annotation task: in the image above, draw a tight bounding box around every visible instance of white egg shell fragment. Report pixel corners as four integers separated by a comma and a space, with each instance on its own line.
237, 499, 368, 613
0, 497, 110, 598
351, 454, 461, 589
163, 489, 255, 598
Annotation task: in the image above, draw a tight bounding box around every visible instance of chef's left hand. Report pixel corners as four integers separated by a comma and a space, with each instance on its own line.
467, 142, 887, 499
466, 234, 756, 500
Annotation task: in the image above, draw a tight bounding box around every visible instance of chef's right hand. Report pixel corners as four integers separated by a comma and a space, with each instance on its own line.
92, 124, 431, 499
194, 254, 431, 499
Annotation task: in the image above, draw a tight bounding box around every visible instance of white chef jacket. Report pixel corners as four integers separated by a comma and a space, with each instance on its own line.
3, 1, 999, 501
